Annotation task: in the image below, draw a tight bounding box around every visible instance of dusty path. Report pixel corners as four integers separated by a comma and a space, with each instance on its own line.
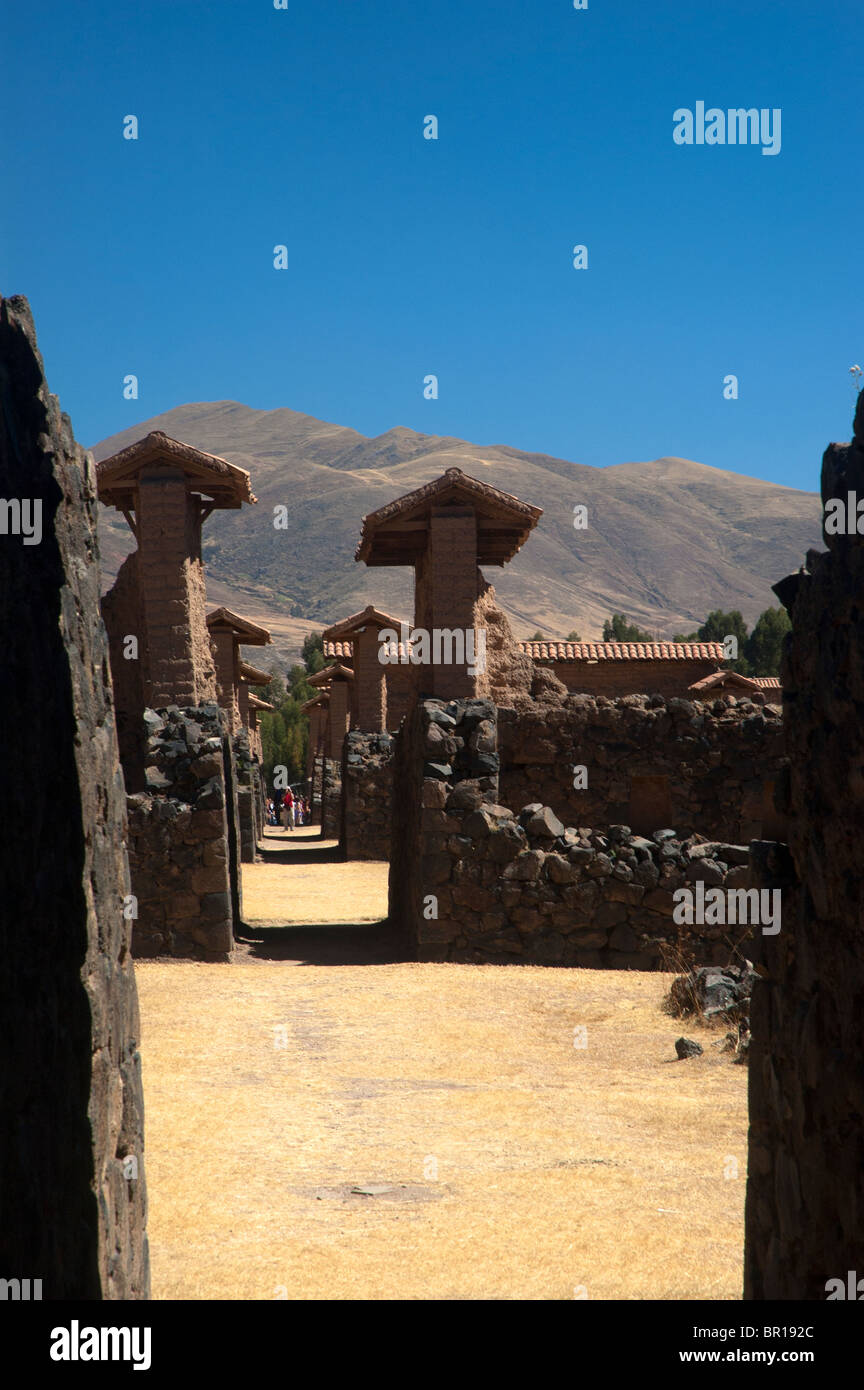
134, 831, 749, 1300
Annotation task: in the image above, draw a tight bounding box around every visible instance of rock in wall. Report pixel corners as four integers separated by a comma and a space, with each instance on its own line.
744, 399, 864, 1299
340, 730, 394, 860
0, 295, 149, 1298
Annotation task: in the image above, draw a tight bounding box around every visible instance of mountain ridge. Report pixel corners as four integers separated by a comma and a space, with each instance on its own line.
91, 400, 822, 668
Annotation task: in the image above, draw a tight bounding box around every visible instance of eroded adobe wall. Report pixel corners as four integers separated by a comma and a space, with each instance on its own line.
340, 730, 394, 860
474, 578, 534, 705
391, 698, 763, 966
744, 404, 864, 1300
126, 706, 235, 961
499, 691, 786, 844
0, 294, 148, 1297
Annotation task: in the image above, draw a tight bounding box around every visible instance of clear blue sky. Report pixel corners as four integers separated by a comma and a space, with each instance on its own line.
1, 0, 860, 490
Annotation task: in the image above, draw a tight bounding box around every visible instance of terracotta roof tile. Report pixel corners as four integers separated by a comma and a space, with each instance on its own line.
323, 639, 353, 660
520, 640, 726, 662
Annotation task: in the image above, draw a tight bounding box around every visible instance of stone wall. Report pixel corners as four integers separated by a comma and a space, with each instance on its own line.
126, 705, 236, 961
340, 730, 394, 860
233, 728, 264, 863
391, 696, 762, 966
321, 756, 342, 840
499, 691, 787, 844
744, 398, 864, 1300
0, 294, 148, 1297
101, 551, 147, 788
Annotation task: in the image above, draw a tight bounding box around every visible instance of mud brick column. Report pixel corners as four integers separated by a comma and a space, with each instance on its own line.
327, 678, 351, 758
354, 623, 387, 730
136, 468, 203, 707
428, 506, 478, 698
212, 626, 241, 732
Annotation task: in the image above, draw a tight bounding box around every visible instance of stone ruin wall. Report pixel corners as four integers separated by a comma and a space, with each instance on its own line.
233, 726, 265, 863
321, 756, 342, 839
499, 690, 787, 845
340, 730, 394, 860
101, 551, 147, 786
126, 705, 240, 961
744, 403, 864, 1300
390, 697, 770, 966
0, 294, 148, 1297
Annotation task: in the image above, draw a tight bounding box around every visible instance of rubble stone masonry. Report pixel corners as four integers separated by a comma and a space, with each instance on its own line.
499, 691, 787, 844
340, 730, 394, 860
0, 294, 148, 1297
391, 697, 766, 966
744, 399, 864, 1299
126, 705, 238, 961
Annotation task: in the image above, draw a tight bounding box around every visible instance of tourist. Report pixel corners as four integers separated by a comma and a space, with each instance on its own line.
282, 787, 295, 832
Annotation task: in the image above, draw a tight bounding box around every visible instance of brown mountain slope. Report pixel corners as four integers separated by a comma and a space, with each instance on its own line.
92, 401, 822, 668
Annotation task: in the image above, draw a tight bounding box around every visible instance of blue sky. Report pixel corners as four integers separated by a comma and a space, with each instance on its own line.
1, 0, 860, 490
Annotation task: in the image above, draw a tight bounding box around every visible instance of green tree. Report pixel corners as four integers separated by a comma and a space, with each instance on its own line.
743, 607, 791, 676
301, 631, 325, 674
528, 630, 546, 641
691, 609, 751, 673
565, 629, 582, 641
602, 613, 653, 642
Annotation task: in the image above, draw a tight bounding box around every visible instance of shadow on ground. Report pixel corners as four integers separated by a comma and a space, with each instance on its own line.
256, 830, 341, 867
233, 919, 409, 966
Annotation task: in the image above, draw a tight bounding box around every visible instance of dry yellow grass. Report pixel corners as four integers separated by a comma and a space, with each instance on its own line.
242, 828, 389, 925
135, 951, 748, 1301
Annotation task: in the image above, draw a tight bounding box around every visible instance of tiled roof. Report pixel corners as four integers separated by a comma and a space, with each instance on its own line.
520, 641, 726, 662
323, 639, 353, 660
307, 663, 354, 688
207, 608, 271, 644
322, 605, 406, 640
98, 431, 257, 508
688, 670, 783, 694
356, 467, 542, 566
324, 636, 411, 660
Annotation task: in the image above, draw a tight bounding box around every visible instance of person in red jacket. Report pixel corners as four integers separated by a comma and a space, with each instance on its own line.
281, 787, 295, 832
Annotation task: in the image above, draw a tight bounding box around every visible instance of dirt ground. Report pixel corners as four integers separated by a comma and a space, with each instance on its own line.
133, 828, 749, 1300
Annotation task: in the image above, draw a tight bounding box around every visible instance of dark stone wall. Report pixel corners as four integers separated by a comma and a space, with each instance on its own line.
499, 692, 786, 844
745, 399, 864, 1300
340, 730, 394, 860
127, 706, 235, 961
233, 729, 264, 864
0, 295, 148, 1298
391, 697, 765, 967
321, 757, 342, 840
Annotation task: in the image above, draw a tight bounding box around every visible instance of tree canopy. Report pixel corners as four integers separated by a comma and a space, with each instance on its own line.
254, 635, 324, 791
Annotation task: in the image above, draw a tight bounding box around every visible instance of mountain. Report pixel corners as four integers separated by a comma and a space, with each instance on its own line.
91, 401, 823, 670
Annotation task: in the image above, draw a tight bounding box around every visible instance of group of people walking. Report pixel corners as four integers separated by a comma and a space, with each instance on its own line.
266, 787, 311, 831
